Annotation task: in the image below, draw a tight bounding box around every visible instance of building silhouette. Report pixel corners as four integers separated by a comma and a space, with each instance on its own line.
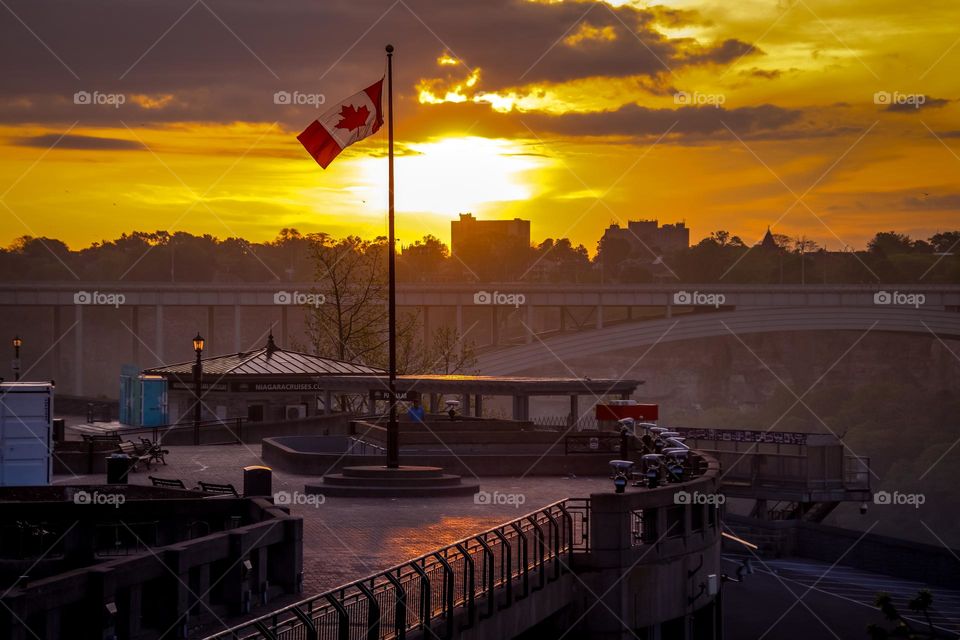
599, 219, 689, 259
450, 213, 532, 280
450, 213, 531, 257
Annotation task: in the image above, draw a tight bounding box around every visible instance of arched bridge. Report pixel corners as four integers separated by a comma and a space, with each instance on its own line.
476, 306, 960, 375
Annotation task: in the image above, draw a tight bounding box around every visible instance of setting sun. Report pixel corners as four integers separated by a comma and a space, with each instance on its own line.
354, 136, 548, 217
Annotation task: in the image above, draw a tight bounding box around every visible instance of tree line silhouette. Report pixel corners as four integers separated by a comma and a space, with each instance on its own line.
1, 227, 956, 283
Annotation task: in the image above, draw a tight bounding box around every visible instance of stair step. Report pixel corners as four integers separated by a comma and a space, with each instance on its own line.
322, 473, 464, 487
305, 481, 480, 498
340, 465, 444, 479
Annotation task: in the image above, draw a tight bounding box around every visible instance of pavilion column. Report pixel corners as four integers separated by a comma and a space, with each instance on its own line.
474, 394, 483, 417
368, 389, 377, 414
569, 394, 579, 427
460, 394, 470, 416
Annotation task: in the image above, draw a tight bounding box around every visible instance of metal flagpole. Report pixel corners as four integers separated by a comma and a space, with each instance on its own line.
386, 44, 399, 468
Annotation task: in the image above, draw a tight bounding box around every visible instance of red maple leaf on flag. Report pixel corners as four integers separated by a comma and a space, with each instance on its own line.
334, 104, 370, 132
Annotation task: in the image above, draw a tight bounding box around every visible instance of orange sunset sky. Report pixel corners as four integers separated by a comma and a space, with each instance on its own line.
1, 0, 958, 254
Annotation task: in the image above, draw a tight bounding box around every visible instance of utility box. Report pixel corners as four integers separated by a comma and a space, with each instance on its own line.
0, 382, 53, 486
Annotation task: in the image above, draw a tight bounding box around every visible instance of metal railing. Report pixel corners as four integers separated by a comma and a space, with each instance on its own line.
564, 433, 623, 455
97, 417, 245, 446
205, 499, 588, 640
347, 436, 387, 456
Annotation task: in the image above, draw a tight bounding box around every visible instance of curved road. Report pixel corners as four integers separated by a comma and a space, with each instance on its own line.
476, 307, 960, 375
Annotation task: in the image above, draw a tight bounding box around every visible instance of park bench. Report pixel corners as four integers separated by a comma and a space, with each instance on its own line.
117, 440, 152, 471
148, 476, 186, 489
139, 438, 169, 466
197, 481, 239, 498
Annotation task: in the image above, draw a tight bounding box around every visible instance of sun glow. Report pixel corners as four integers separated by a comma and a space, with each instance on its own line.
354, 136, 548, 216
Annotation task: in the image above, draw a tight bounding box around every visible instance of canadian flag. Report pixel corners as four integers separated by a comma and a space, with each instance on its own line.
298, 79, 384, 169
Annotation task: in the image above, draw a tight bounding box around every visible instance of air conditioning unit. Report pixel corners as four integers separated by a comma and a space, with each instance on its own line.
285, 404, 307, 420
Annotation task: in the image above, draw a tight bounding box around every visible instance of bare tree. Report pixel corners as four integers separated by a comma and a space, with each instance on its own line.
303, 233, 476, 375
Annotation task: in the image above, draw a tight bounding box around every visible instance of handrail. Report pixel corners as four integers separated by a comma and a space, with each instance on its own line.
205, 499, 579, 639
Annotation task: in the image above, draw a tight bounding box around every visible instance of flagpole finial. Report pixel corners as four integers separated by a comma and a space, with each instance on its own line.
385, 44, 394, 54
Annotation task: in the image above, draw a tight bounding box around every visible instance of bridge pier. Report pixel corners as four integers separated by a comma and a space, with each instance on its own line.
74, 304, 83, 395
511, 394, 529, 421
526, 304, 534, 344
155, 304, 164, 365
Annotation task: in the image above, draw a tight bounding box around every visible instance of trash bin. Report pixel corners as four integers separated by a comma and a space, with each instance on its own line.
52, 418, 65, 443
243, 465, 272, 497
106, 454, 132, 484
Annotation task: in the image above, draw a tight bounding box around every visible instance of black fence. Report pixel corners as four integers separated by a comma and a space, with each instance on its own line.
206, 498, 590, 640
102, 418, 245, 446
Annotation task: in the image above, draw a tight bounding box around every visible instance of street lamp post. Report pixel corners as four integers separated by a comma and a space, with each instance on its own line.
12, 336, 21, 381
192, 332, 204, 446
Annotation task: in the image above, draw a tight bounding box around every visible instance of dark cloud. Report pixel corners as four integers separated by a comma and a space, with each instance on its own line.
677, 38, 760, 65
401, 100, 804, 142
525, 103, 801, 138
0, 0, 764, 130
740, 67, 782, 80
902, 193, 960, 209
12, 133, 145, 150
883, 96, 950, 112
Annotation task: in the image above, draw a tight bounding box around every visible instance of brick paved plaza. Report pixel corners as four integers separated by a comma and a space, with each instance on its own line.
53, 441, 611, 596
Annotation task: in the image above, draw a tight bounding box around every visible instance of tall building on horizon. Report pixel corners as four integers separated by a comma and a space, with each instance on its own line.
450, 213, 531, 257
600, 219, 689, 259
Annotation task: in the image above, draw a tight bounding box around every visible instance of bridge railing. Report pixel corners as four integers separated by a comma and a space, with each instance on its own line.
204, 499, 586, 640
843, 455, 871, 490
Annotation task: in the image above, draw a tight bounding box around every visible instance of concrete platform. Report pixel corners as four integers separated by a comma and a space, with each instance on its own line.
308, 465, 481, 498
